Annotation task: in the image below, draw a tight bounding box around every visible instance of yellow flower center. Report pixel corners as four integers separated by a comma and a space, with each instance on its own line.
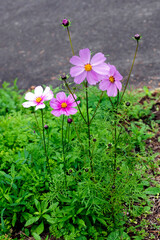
84, 63, 92, 71
61, 102, 67, 108
36, 97, 42, 103
109, 76, 115, 83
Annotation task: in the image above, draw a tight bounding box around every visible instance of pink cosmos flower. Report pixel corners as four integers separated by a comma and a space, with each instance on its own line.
99, 64, 123, 97
22, 86, 53, 110
70, 48, 110, 85
50, 92, 80, 117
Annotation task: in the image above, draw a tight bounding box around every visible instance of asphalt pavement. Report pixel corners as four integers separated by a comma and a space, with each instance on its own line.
0, 0, 160, 90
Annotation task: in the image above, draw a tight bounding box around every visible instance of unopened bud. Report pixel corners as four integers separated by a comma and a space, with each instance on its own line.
134, 34, 141, 41
44, 125, 48, 129
62, 19, 69, 27
93, 138, 96, 142
126, 102, 130, 106
67, 118, 72, 124
61, 74, 67, 80
112, 185, 115, 189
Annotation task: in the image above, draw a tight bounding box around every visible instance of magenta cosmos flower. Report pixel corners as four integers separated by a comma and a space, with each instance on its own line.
70, 48, 110, 85
22, 86, 53, 110
50, 92, 80, 117
99, 64, 123, 97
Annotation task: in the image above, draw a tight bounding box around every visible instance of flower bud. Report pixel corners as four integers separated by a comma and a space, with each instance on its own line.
85, 168, 89, 172
68, 169, 73, 174
117, 167, 120, 171
112, 185, 115, 189
108, 143, 112, 148
61, 74, 67, 80
67, 118, 72, 124
44, 125, 49, 129
126, 102, 130, 107
62, 19, 69, 27
134, 34, 141, 41
93, 138, 96, 142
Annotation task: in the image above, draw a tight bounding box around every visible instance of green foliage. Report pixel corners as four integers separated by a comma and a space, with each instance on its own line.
0, 81, 159, 239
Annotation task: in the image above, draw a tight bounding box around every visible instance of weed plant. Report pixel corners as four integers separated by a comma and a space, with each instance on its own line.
0, 20, 160, 240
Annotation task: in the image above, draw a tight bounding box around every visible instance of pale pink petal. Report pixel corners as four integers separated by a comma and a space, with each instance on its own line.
51, 109, 62, 117
79, 48, 91, 64
56, 92, 67, 103
25, 92, 36, 101
115, 80, 122, 91
22, 101, 37, 108
66, 107, 77, 115
70, 66, 84, 77
34, 86, 43, 97
107, 84, 118, 97
35, 103, 45, 110
87, 71, 99, 85
70, 56, 84, 66
92, 63, 110, 75
67, 94, 77, 103
42, 87, 54, 101
99, 79, 111, 91
50, 100, 61, 109
109, 65, 116, 76
90, 53, 106, 66
74, 71, 87, 84
114, 71, 123, 81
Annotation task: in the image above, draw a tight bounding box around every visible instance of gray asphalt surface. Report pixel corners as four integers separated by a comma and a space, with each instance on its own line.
0, 0, 160, 90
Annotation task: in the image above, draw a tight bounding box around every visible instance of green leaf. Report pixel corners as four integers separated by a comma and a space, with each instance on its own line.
58, 194, 72, 203
4, 194, 12, 203
76, 207, 85, 215
12, 213, 17, 227
34, 199, 41, 212
35, 221, 44, 235
43, 214, 55, 224
144, 187, 160, 195
107, 230, 120, 240
77, 218, 86, 228
25, 216, 40, 226
1, 208, 5, 230
32, 232, 41, 240
96, 217, 107, 227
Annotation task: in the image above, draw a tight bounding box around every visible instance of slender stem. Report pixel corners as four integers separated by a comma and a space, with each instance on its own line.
119, 42, 139, 104
71, 117, 86, 152
41, 109, 48, 162
33, 111, 42, 139
64, 79, 87, 124
108, 97, 114, 107
67, 26, 75, 56
85, 82, 93, 173
62, 115, 67, 187
89, 92, 104, 125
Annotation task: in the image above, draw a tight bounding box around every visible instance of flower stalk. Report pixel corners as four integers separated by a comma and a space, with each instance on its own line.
67, 26, 75, 56
119, 41, 139, 104
62, 115, 67, 187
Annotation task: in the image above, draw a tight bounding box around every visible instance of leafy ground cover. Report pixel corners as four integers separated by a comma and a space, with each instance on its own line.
0, 80, 160, 240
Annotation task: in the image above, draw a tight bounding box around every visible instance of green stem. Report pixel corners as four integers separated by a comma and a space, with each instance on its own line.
89, 92, 104, 125
85, 82, 93, 173
108, 97, 114, 107
71, 117, 86, 153
33, 111, 42, 139
119, 42, 139, 104
67, 26, 75, 56
64, 79, 87, 124
62, 115, 67, 187
41, 109, 48, 163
